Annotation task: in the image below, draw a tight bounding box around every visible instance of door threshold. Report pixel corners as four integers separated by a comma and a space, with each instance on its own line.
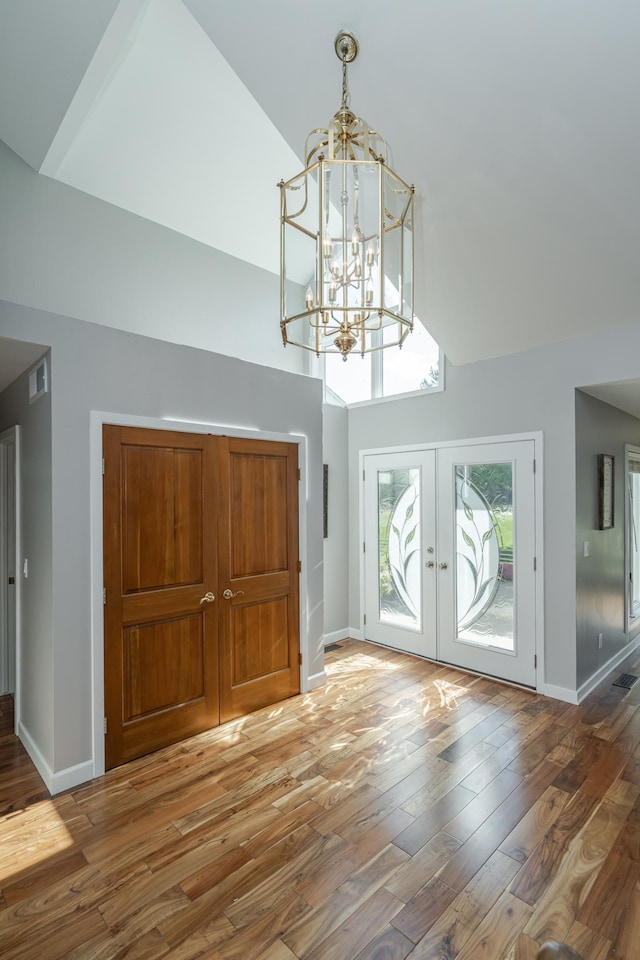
361, 638, 537, 694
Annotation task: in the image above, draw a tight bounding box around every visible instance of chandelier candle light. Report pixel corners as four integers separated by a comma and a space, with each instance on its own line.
279, 31, 415, 361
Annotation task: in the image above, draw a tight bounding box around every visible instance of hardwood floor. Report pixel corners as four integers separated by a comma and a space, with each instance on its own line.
1, 639, 640, 959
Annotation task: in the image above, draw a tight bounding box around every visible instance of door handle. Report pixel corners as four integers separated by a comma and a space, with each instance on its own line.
439, 562, 448, 570
223, 589, 245, 599
426, 561, 435, 569
199, 591, 216, 604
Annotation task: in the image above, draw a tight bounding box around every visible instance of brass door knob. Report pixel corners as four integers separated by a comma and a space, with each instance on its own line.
199, 591, 215, 604
223, 589, 245, 599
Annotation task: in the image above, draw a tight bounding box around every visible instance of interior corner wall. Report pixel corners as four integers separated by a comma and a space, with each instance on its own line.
322, 402, 349, 640
0, 355, 53, 768
0, 138, 304, 376
346, 319, 640, 697
575, 389, 640, 687
0, 300, 323, 789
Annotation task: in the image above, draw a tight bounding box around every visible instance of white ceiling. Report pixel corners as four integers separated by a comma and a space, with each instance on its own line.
1, 0, 640, 383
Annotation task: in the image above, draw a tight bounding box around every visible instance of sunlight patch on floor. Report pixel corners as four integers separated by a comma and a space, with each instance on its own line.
0, 800, 74, 882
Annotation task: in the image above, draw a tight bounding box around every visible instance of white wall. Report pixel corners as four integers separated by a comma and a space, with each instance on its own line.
575, 390, 640, 687
322, 402, 349, 641
0, 301, 323, 790
0, 139, 304, 376
0, 355, 53, 760
348, 320, 640, 697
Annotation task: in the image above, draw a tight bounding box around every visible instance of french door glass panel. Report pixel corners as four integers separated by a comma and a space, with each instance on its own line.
364, 451, 437, 658
455, 463, 514, 651
437, 442, 536, 687
378, 466, 421, 629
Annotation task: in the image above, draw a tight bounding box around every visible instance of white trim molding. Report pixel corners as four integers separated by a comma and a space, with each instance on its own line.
576, 632, 640, 704
306, 670, 327, 692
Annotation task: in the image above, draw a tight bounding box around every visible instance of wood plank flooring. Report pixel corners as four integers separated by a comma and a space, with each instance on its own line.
2, 640, 640, 959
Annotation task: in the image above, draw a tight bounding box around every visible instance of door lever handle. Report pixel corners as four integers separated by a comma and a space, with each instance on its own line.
199, 591, 216, 604
223, 589, 245, 599
439, 562, 449, 570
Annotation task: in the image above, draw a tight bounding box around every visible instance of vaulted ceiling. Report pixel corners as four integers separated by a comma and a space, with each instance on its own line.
2, 0, 640, 371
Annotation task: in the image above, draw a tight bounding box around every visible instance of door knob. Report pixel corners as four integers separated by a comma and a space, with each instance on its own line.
223, 589, 245, 599
199, 591, 216, 604
439, 562, 448, 570
426, 561, 435, 569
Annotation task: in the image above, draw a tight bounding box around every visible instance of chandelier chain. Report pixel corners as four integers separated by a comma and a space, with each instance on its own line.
341, 59, 350, 111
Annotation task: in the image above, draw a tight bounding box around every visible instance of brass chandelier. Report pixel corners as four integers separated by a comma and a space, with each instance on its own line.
279, 32, 415, 361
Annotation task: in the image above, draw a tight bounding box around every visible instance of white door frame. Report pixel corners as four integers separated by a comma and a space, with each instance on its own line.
359, 431, 544, 691
90, 411, 310, 780
0, 426, 20, 724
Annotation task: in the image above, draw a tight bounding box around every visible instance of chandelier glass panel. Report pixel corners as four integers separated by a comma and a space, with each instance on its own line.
279, 32, 415, 361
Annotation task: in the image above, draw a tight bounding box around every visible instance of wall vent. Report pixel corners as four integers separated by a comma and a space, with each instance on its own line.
28, 357, 48, 404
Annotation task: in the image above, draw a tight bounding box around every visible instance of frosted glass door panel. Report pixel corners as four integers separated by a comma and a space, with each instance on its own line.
364, 450, 436, 659
455, 464, 514, 651
437, 441, 536, 688
378, 468, 421, 630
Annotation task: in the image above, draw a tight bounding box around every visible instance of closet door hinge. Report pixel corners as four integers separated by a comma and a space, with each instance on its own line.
534, 655, 537, 669
103, 717, 107, 735
298, 652, 303, 666
298, 560, 302, 573
102, 457, 105, 476
103, 587, 107, 605
297, 468, 301, 481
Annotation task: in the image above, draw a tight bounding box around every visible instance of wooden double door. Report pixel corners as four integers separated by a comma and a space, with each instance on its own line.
103, 425, 300, 769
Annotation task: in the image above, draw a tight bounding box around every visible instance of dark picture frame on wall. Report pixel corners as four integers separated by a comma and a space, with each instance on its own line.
597, 453, 614, 530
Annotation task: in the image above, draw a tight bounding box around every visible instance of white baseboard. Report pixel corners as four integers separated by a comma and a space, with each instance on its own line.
349, 627, 363, 641
576, 633, 640, 704
18, 720, 94, 795
306, 670, 326, 691
50, 760, 95, 795
541, 684, 579, 705
17, 720, 52, 790
324, 628, 351, 646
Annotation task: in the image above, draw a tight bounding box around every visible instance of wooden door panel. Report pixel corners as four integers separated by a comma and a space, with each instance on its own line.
231, 598, 290, 683
104, 425, 219, 769
229, 453, 289, 576
122, 445, 203, 592
123, 614, 205, 720
224, 596, 295, 717
218, 437, 300, 722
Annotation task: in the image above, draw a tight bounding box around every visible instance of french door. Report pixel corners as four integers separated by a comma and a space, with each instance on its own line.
103, 426, 300, 769
363, 440, 537, 687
